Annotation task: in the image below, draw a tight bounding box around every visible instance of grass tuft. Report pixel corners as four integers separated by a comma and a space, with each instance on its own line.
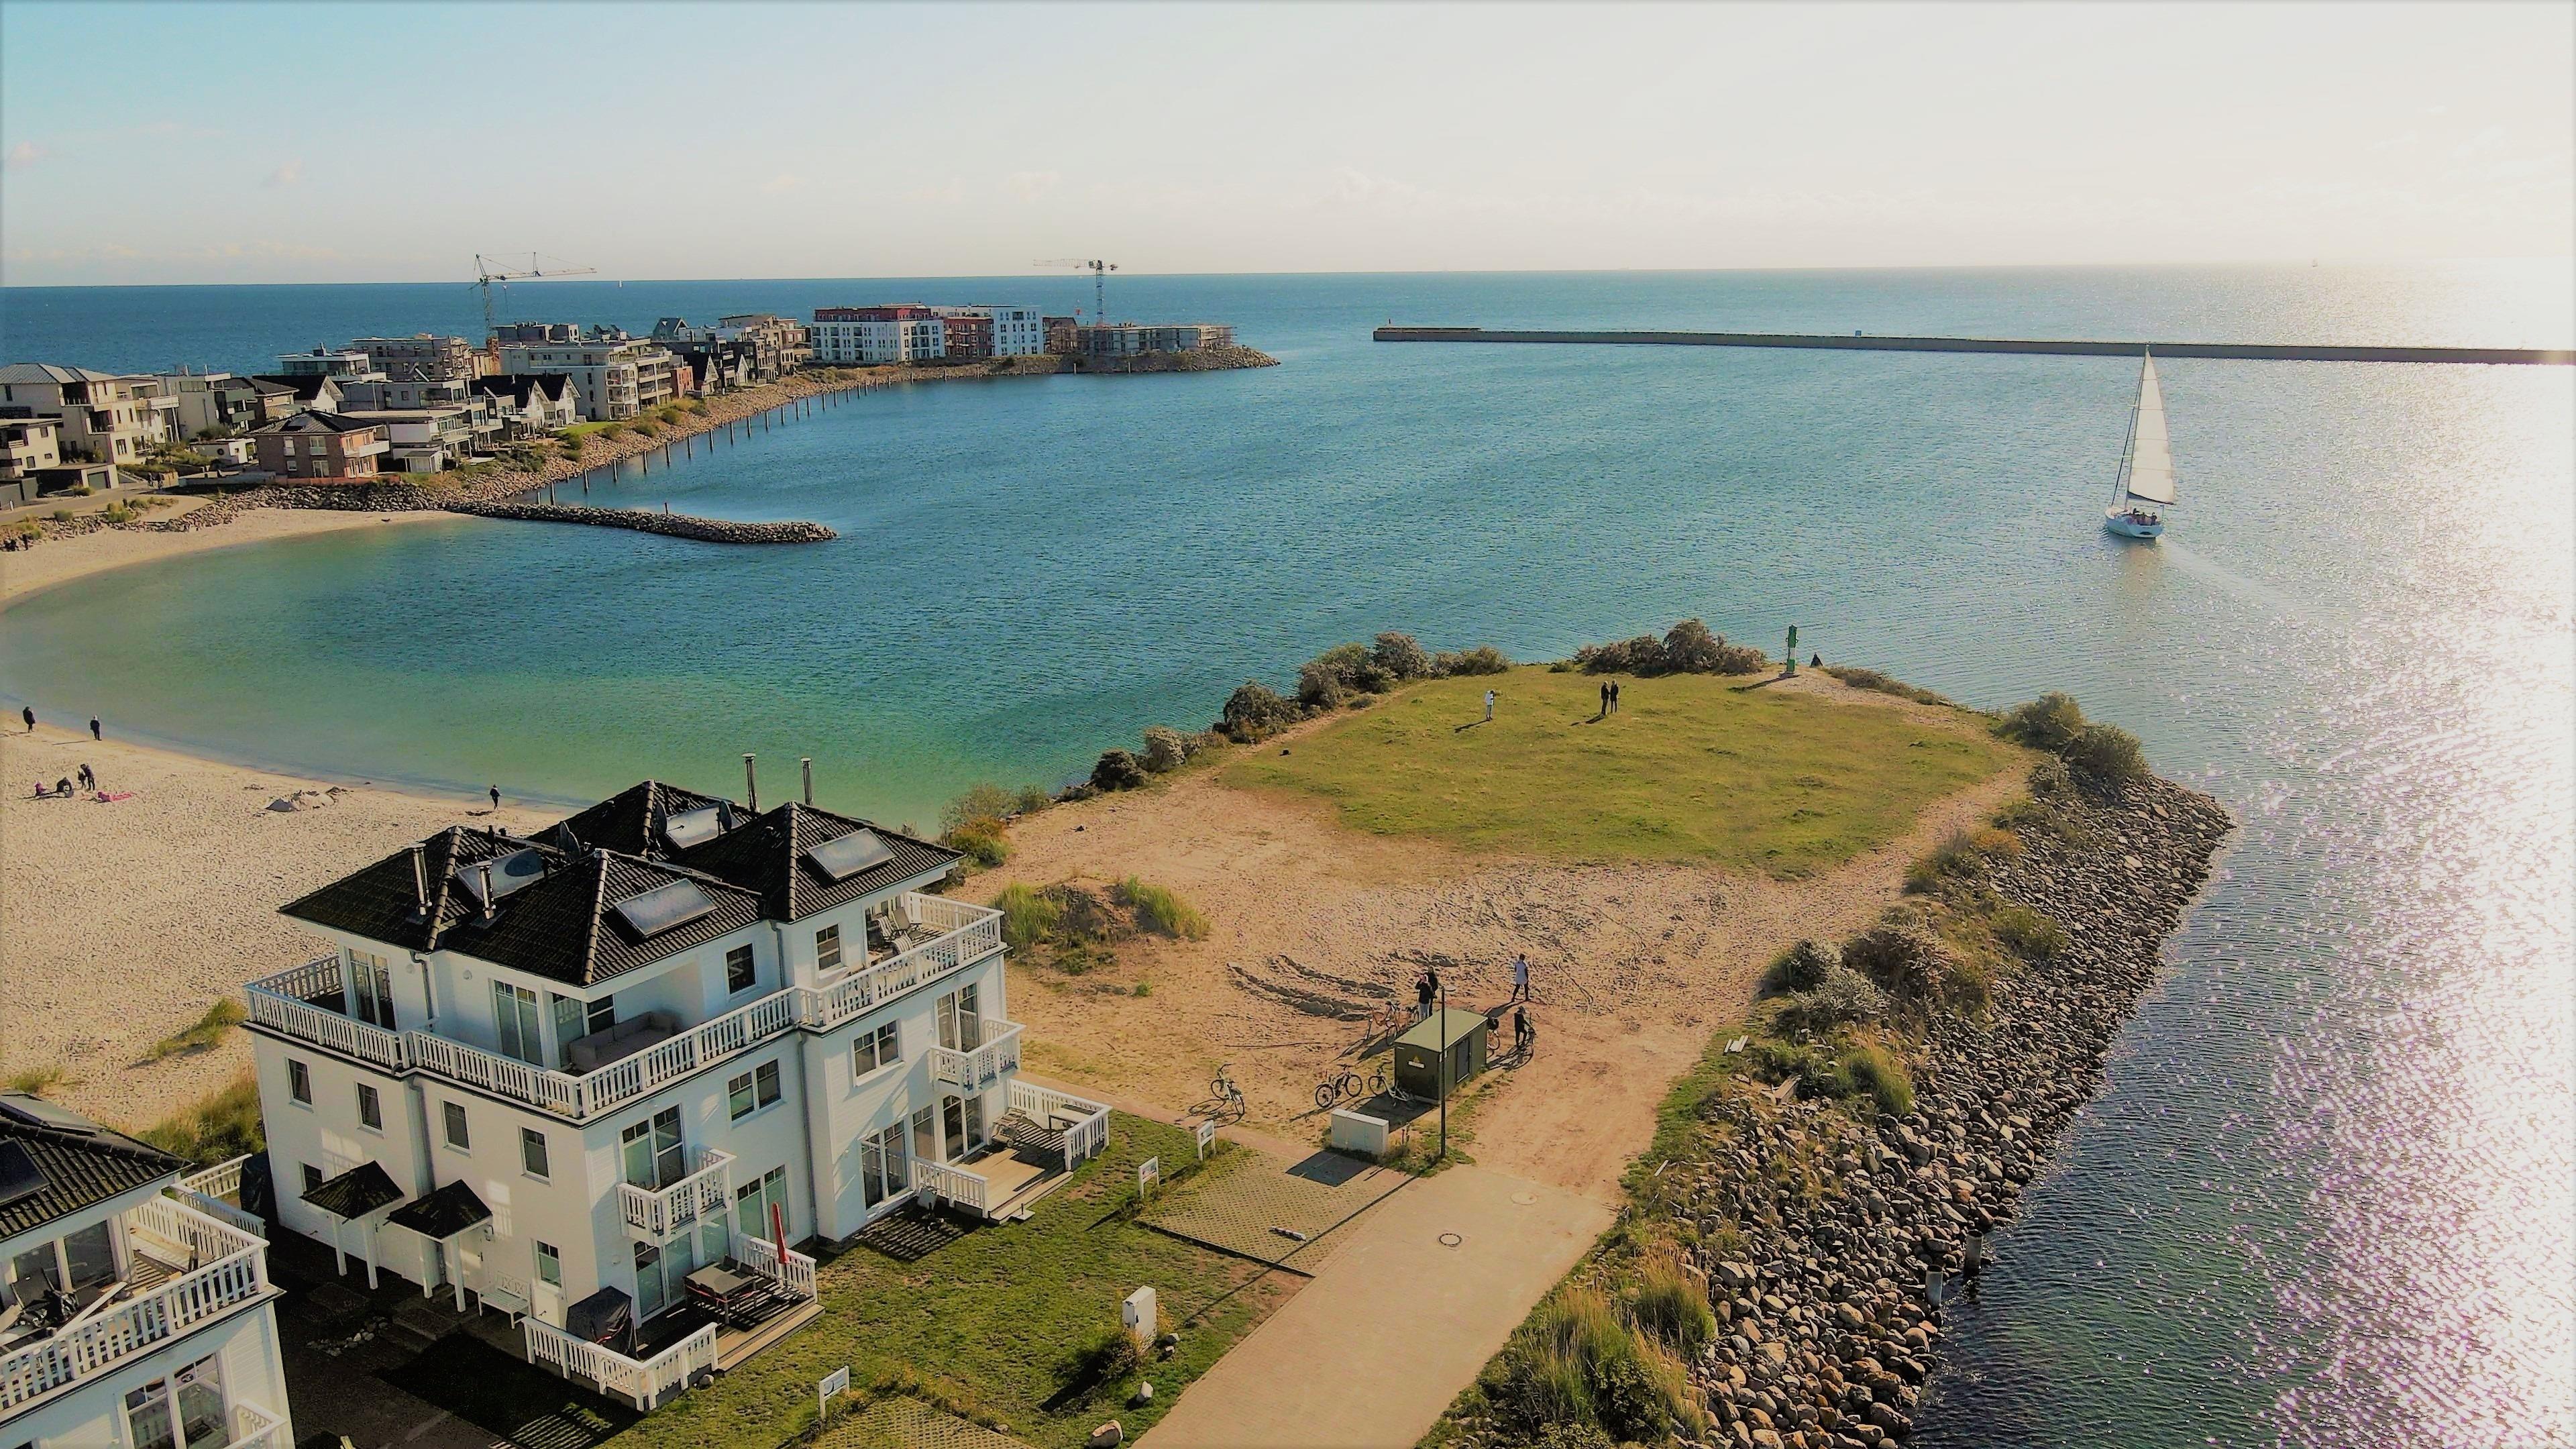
994, 883, 1061, 951
147, 999, 246, 1061
1117, 877, 1210, 941
138, 1070, 264, 1165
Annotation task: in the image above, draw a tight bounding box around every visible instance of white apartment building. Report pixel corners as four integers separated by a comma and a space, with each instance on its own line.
497, 339, 676, 421
271, 351, 382, 383
932, 307, 1046, 358
1, 1096, 292, 1449
241, 782, 1106, 1407
808, 308, 944, 366
0, 365, 176, 478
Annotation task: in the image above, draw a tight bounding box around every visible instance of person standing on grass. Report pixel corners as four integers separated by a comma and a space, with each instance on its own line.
1610, 680, 1621, 714
1483, 689, 1495, 723
1510, 953, 1532, 1003
1598, 681, 1609, 718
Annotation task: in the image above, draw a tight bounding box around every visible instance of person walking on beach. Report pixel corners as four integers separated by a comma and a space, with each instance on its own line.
75, 764, 95, 792
1483, 689, 1495, 723
87, 714, 100, 741
489, 784, 501, 810
1509, 952, 1532, 1004
19, 706, 32, 734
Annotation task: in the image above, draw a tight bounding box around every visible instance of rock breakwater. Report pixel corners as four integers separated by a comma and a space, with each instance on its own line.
1445, 767, 2231, 1449
449, 500, 834, 544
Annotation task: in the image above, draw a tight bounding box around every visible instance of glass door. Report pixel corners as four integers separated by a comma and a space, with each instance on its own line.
493, 982, 543, 1065
622, 1107, 684, 1189
350, 951, 396, 1030
631, 1242, 664, 1320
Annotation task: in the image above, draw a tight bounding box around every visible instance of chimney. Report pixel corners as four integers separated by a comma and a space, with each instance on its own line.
410, 843, 429, 918
743, 753, 758, 814
801, 758, 813, 807
478, 862, 496, 919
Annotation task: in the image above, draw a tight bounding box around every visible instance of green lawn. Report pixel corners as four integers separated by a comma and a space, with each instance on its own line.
1221, 667, 2021, 877
604, 1116, 1284, 1449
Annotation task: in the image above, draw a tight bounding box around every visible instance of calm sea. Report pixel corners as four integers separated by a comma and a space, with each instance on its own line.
3, 266, 2571, 1446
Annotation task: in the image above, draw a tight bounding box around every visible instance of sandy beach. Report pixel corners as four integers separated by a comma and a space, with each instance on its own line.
1, 499, 458, 609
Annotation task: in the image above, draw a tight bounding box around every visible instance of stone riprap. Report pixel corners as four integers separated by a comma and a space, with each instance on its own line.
449, 500, 834, 544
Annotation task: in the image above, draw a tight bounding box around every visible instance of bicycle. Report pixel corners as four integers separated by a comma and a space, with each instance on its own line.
1210, 1063, 1246, 1118
1313, 1063, 1391, 1111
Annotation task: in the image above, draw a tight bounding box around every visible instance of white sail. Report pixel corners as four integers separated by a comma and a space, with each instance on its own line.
2121, 354, 2179, 506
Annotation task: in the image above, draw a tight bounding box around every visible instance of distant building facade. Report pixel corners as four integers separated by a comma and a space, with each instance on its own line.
932, 306, 1044, 358
349, 335, 484, 384
250, 411, 389, 479
810, 307, 943, 365
1075, 323, 1237, 357
471, 374, 580, 437
497, 334, 677, 421
158, 372, 300, 439
0, 364, 177, 478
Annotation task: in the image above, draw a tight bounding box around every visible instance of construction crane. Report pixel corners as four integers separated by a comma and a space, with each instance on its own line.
472, 252, 598, 335
1035, 258, 1118, 325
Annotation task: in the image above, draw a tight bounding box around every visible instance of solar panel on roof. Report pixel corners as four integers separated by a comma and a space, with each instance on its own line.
0, 1140, 52, 1212
612, 879, 718, 937
0, 1093, 101, 1135
804, 828, 894, 881
453, 849, 548, 909
664, 806, 728, 851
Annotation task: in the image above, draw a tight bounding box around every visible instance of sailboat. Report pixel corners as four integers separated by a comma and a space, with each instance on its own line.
2105, 349, 2178, 539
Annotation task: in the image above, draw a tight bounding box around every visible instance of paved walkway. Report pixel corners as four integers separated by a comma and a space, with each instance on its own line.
1142, 1147, 1409, 1273
1138, 1163, 1611, 1449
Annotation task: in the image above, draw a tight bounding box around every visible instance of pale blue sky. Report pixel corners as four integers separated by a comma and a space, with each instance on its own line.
3, 1, 2568, 285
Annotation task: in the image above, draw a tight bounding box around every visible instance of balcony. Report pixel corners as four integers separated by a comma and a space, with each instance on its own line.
228, 1400, 288, 1449
897, 1081, 1112, 1222
618, 1149, 735, 1242
245, 894, 1002, 1122
929, 1019, 1023, 1095
0, 1197, 272, 1413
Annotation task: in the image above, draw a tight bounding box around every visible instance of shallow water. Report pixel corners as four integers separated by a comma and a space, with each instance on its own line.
3, 265, 2570, 1444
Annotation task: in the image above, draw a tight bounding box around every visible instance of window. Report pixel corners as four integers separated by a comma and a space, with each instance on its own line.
535, 1240, 561, 1287
859, 1126, 907, 1210
356, 1083, 382, 1130
588, 996, 616, 1034
936, 983, 982, 1051
736, 1164, 789, 1237
521, 1127, 551, 1179
622, 1106, 684, 1189
349, 949, 395, 1029
815, 924, 843, 972
494, 981, 544, 1065
288, 1059, 312, 1105
301, 1163, 323, 1195
853, 1022, 900, 1076
728, 1059, 782, 1120
123, 1354, 225, 1449
441, 1101, 470, 1151
724, 944, 757, 994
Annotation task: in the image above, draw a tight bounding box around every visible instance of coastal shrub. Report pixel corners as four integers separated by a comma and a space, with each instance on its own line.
945, 824, 1009, 869
1996, 691, 2088, 753
1762, 940, 1837, 995
1013, 784, 1056, 815
1439, 645, 1513, 676
2068, 721, 2149, 782
1218, 680, 1301, 742
1297, 643, 1394, 706
1943, 954, 1994, 1012
1660, 619, 1726, 674
1090, 749, 1147, 791
1141, 725, 1191, 773
1574, 634, 1666, 676
1371, 631, 1434, 681
1840, 1040, 1915, 1116
147, 999, 247, 1061
941, 783, 1016, 833
50, 509, 74, 521
140, 1071, 264, 1165
1991, 904, 2068, 960
1574, 623, 1764, 677
1824, 664, 1951, 706
1841, 926, 1949, 1002
1118, 877, 1210, 941
1626, 1253, 1716, 1356
994, 883, 1061, 951
99, 504, 137, 525
3, 1065, 66, 1095
2026, 755, 2074, 798
1060, 1322, 1144, 1402
1776, 969, 1890, 1034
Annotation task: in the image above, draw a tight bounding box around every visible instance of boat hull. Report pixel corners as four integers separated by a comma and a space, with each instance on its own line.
2104, 508, 2165, 539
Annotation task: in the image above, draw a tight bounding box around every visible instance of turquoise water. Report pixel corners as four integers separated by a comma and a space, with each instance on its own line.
4, 266, 2571, 1444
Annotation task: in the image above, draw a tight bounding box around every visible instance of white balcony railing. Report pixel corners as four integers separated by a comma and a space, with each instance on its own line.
618, 1149, 735, 1240
229, 1400, 287, 1449
0, 1199, 270, 1412
930, 1020, 1023, 1095
176, 1157, 266, 1239
909, 1158, 989, 1214
729, 1230, 817, 1301
245, 894, 1002, 1122
1009, 1081, 1113, 1164
523, 1318, 716, 1411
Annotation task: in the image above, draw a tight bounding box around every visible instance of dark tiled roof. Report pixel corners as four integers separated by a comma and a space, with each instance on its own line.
387, 1179, 490, 1238
247, 378, 299, 397
538, 780, 733, 859
281, 825, 545, 954
249, 374, 337, 402
679, 801, 959, 922
471, 373, 574, 405
250, 411, 376, 436
0, 1095, 184, 1238
303, 1161, 402, 1220
433, 849, 765, 987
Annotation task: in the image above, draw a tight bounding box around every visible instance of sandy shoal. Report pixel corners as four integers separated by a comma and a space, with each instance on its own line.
1, 500, 460, 610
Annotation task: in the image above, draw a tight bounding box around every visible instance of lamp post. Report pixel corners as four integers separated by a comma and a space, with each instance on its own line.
1437, 977, 1448, 1161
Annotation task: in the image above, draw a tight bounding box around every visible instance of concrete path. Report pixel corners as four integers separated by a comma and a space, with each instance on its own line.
1140, 1163, 1611, 1449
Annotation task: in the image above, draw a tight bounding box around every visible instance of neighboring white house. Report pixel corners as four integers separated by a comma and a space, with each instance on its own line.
496, 337, 676, 421
240, 781, 1107, 1407
808, 307, 945, 366
1, 1096, 291, 1449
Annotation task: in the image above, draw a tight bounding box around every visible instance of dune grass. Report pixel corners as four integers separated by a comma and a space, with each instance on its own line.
1222, 667, 2019, 877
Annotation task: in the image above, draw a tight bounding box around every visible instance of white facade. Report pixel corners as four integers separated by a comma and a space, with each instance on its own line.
2, 1119, 291, 1449
809, 313, 944, 366
239, 790, 1103, 1401
932, 307, 1046, 357
497, 340, 676, 421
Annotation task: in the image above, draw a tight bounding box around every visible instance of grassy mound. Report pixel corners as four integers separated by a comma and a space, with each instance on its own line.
1221, 667, 2018, 877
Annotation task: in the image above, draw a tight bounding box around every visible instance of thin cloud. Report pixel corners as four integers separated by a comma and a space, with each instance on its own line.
1005, 170, 1061, 201
5, 142, 41, 168
761, 174, 804, 194
264, 158, 304, 188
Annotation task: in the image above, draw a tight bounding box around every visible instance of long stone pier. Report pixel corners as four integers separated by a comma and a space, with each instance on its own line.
1371, 326, 2574, 366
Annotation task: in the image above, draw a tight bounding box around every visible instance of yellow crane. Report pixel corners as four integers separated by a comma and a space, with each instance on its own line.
1034, 258, 1118, 325
472, 252, 598, 335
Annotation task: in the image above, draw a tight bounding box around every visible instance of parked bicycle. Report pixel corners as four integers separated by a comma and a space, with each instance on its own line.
1313, 1062, 1390, 1110
1210, 1063, 1246, 1118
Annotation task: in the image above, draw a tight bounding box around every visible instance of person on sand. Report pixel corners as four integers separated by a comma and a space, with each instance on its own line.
19, 706, 32, 734
88, 715, 101, 741
1483, 689, 1495, 723
76, 764, 95, 792
54, 777, 72, 798
1513, 1003, 1530, 1053
1415, 969, 1435, 1023
489, 784, 501, 810
1510, 952, 1532, 1004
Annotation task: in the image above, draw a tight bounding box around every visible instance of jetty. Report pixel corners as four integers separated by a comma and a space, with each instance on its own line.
1372, 325, 2575, 366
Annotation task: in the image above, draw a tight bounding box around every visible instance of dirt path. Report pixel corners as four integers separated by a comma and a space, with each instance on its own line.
986, 673, 2031, 1208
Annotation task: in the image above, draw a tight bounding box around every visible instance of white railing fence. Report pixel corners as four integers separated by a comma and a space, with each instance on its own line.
1, 1201, 268, 1412
618, 1149, 735, 1238
930, 1020, 1023, 1093
1010, 1081, 1112, 1164
244, 895, 1005, 1122
910, 1159, 989, 1214
729, 1230, 817, 1300
228, 1400, 287, 1449
175, 1156, 266, 1238
523, 1318, 718, 1411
